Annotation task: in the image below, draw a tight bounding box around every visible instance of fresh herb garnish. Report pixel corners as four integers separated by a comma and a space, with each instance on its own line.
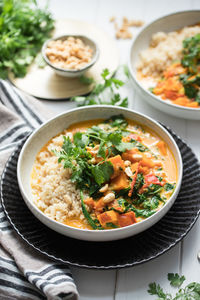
105, 114, 128, 128
54, 115, 146, 192
143, 195, 160, 210
134, 173, 144, 192
91, 162, 114, 186
72, 68, 128, 107
0, 0, 54, 78
145, 184, 163, 195
182, 34, 200, 73
148, 273, 200, 299
168, 273, 186, 288
149, 87, 154, 93
179, 33, 200, 105
131, 207, 156, 218
106, 222, 118, 228
164, 183, 175, 191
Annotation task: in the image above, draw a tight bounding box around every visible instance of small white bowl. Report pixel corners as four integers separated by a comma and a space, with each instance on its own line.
42, 34, 99, 78
129, 10, 200, 120
17, 106, 183, 241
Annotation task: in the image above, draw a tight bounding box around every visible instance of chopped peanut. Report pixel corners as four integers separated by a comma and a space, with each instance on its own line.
45, 37, 93, 70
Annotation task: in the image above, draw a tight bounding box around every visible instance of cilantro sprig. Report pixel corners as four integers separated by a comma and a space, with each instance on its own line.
179, 33, 200, 105
53, 115, 139, 193
53, 135, 114, 194
148, 273, 200, 300
72, 68, 128, 107
168, 273, 186, 288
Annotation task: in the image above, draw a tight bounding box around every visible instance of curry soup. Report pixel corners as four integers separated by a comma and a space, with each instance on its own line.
31, 115, 177, 230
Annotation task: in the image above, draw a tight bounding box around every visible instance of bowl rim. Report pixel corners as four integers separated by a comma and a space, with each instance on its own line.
42, 34, 99, 73
128, 9, 200, 112
17, 105, 183, 236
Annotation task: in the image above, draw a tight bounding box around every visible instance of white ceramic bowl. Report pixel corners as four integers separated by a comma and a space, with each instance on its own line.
17, 106, 183, 241
42, 34, 99, 78
129, 10, 200, 120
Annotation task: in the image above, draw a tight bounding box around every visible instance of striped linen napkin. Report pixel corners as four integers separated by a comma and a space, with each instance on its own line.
0, 80, 78, 300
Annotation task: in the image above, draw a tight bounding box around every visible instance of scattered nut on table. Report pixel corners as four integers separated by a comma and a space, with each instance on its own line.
110, 16, 144, 39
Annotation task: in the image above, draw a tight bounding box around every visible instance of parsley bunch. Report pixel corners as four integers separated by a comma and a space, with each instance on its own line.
0, 0, 54, 78
148, 273, 200, 299
72, 68, 128, 107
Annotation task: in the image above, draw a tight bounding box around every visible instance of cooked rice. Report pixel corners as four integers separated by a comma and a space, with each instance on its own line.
31, 134, 87, 224
137, 25, 200, 78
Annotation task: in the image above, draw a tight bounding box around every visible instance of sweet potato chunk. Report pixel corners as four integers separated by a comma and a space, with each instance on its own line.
94, 198, 105, 213
118, 211, 136, 227
131, 162, 139, 173
122, 149, 136, 162
111, 172, 129, 190
138, 166, 149, 175
107, 155, 125, 179
97, 210, 119, 227
84, 197, 95, 208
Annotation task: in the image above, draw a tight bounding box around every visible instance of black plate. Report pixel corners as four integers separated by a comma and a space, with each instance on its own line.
1, 129, 200, 269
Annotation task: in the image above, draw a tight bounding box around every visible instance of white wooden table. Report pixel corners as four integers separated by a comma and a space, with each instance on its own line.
39, 0, 200, 298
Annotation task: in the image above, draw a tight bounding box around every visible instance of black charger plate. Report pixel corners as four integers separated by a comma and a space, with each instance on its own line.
1, 129, 200, 269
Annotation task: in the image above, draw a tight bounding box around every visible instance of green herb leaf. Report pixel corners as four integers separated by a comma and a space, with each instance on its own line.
106, 222, 118, 228
168, 273, 186, 288
184, 85, 198, 99
131, 207, 156, 218
79, 75, 94, 85
123, 64, 130, 78
181, 34, 200, 74
148, 273, 200, 300
148, 283, 167, 299
145, 184, 163, 196
164, 183, 175, 191
73, 132, 89, 148
72, 68, 128, 108
91, 161, 114, 186
0, 0, 54, 78
143, 195, 160, 210
105, 115, 128, 128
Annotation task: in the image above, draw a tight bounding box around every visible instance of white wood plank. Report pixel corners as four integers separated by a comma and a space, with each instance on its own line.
45, 0, 98, 23
71, 268, 116, 300
181, 218, 200, 284
191, 0, 200, 9
180, 121, 200, 284
115, 246, 181, 300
